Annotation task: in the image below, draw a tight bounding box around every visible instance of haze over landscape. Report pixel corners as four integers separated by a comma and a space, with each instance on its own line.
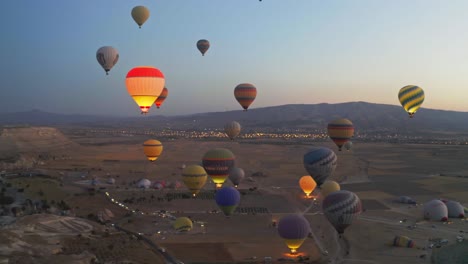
1, 1, 468, 264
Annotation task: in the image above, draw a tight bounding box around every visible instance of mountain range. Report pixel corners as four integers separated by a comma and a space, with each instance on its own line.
1, 102, 468, 133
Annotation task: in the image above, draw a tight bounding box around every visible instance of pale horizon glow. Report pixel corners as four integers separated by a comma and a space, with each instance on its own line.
1, 0, 468, 116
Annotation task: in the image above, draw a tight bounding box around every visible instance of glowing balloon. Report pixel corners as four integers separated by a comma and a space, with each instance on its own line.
320, 180, 340, 199
143, 139, 163, 162
126, 66, 165, 114
322, 190, 362, 236
299, 176, 317, 197
215, 187, 241, 217
202, 148, 235, 188
131, 6, 150, 28
182, 165, 208, 197
173, 217, 193, 232
96, 46, 119, 75
224, 121, 241, 140
234, 83, 257, 111
155, 87, 168, 109
398, 85, 425, 118
277, 214, 311, 254
228, 167, 245, 187
327, 118, 354, 151
197, 39, 210, 56
303, 147, 337, 186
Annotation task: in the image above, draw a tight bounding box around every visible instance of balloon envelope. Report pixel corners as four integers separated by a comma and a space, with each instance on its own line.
320, 180, 340, 199
143, 139, 163, 162
327, 118, 354, 151
224, 121, 241, 140
228, 167, 245, 187
299, 176, 317, 197
277, 214, 311, 253
182, 165, 208, 197
126, 66, 165, 114
197, 39, 210, 56
215, 187, 241, 216
96, 46, 119, 75
322, 190, 362, 235
344, 141, 353, 151
398, 85, 425, 118
234, 83, 257, 111
173, 217, 193, 232
393, 236, 415, 248
202, 148, 235, 188
155, 87, 168, 109
303, 147, 337, 186
131, 6, 150, 28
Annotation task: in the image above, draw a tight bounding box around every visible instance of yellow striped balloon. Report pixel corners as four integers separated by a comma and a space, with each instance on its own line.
398, 85, 425, 118
143, 139, 163, 162
173, 217, 193, 232
182, 165, 208, 197
327, 118, 354, 151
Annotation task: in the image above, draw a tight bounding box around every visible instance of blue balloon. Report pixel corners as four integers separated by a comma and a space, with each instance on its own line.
215, 187, 241, 216
303, 147, 337, 186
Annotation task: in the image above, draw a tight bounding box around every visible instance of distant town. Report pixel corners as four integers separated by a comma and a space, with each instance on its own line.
68, 127, 468, 145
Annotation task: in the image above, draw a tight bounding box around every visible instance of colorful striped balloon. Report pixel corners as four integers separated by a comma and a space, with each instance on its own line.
277, 214, 311, 253
202, 148, 235, 188
303, 147, 337, 186
126, 66, 165, 114
234, 83, 257, 111
398, 85, 425, 118
327, 118, 354, 151
215, 187, 241, 217
197, 39, 210, 56
155, 87, 168, 109
182, 165, 208, 197
143, 139, 163, 162
322, 190, 362, 235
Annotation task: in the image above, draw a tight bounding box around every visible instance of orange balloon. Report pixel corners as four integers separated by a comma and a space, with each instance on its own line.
143, 139, 163, 162
299, 175, 317, 197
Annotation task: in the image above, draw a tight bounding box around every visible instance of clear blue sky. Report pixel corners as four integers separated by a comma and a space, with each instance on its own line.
2, 0, 468, 116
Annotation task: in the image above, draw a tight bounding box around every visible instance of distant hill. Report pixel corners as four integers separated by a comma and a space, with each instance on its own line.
1, 102, 468, 133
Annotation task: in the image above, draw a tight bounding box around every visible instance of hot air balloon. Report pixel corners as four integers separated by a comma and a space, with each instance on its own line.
303, 147, 337, 186
228, 167, 245, 187
234, 83, 257, 111
173, 217, 193, 232
327, 118, 355, 151
197, 39, 210, 56
277, 214, 311, 254
96, 46, 119, 75
182, 165, 208, 197
215, 187, 241, 217
131, 6, 150, 28
445, 201, 465, 218
392, 235, 415, 248
126, 66, 165, 114
398, 85, 425, 118
224, 121, 241, 140
423, 199, 448, 221
143, 139, 163, 162
299, 176, 317, 198
344, 141, 353, 151
202, 148, 235, 188
320, 180, 340, 199
322, 190, 362, 236
155, 87, 168, 109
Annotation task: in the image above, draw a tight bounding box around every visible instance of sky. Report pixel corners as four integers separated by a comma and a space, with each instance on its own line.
2, 0, 468, 116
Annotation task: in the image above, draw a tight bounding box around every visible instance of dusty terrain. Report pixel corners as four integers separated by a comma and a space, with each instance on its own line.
1, 127, 468, 263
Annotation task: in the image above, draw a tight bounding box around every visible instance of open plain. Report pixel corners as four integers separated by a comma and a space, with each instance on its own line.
1, 127, 468, 263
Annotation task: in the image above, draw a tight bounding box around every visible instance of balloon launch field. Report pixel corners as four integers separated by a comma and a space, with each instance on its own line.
1, 127, 468, 263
